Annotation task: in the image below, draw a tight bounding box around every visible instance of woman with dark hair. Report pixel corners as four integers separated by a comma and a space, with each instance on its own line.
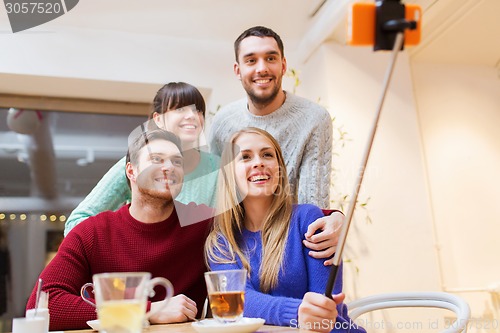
65, 82, 220, 235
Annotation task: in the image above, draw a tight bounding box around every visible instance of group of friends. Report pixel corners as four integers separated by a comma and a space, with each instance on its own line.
26, 26, 366, 333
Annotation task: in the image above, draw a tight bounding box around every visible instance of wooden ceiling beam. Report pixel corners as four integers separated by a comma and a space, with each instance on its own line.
0, 93, 150, 116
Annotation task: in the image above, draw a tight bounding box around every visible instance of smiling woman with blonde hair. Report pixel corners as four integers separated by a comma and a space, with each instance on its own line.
208, 127, 292, 292
205, 128, 364, 332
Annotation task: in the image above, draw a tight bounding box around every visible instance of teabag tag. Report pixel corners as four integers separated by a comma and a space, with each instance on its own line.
220, 276, 227, 292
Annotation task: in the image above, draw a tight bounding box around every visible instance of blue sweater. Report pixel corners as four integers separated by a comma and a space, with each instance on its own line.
209, 204, 365, 332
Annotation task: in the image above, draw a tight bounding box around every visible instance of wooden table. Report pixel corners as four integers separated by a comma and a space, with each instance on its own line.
63, 322, 313, 332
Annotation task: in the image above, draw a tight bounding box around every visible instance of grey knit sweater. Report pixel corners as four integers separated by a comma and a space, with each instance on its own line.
208, 92, 332, 208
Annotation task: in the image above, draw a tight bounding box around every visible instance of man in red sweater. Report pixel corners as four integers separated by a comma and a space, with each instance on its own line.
26, 129, 213, 330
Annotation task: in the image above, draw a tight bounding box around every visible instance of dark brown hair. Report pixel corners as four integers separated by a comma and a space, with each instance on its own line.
151, 82, 206, 119
234, 26, 285, 62
125, 128, 182, 188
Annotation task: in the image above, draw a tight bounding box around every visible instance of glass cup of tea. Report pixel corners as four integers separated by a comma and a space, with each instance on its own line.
204, 269, 246, 323
80, 272, 173, 333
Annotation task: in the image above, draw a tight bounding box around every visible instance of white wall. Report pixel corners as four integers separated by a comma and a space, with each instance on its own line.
412, 62, 500, 329
295, 46, 500, 331
297, 42, 443, 331
0, 26, 242, 114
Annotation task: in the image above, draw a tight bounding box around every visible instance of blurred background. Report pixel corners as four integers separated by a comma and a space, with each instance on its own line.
1, 0, 499, 331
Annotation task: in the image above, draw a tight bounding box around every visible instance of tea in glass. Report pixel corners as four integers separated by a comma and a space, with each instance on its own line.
204, 269, 246, 323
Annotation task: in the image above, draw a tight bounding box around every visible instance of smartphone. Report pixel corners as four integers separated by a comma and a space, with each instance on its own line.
347, 2, 421, 46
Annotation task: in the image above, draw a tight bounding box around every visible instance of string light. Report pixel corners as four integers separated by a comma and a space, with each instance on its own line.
0, 213, 68, 222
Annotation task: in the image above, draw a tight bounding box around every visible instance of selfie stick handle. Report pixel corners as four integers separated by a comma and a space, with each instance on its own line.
325, 32, 404, 299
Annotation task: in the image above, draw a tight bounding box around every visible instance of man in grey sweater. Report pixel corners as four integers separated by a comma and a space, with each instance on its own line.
209, 26, 333, 208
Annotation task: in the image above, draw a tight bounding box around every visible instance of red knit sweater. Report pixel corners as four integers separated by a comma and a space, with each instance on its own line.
26, 203, 213, 331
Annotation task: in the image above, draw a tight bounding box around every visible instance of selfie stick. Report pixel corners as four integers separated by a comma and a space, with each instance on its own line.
324, 29, 409, 298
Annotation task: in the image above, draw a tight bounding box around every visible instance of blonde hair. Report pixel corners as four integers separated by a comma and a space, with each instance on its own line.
205, 127, 293, 293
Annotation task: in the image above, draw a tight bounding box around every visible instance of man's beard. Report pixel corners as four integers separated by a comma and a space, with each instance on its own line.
137, 185, 173, 201
246, 77, 282, 108
135, 165, 181, 202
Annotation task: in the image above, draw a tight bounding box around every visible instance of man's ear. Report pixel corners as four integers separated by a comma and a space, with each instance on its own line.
234, 62, 241, 80
125, 162, 136, 182
282, 56, 287, 75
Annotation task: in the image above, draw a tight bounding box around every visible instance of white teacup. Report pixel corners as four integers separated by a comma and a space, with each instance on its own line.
81, 272, 173, 333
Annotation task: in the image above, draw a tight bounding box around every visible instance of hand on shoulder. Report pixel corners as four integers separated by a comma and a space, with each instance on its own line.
302, 209, 344, 265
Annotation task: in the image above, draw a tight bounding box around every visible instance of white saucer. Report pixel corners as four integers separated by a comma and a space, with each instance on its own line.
192, 317, 265, 333
86, 319, 100, 331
